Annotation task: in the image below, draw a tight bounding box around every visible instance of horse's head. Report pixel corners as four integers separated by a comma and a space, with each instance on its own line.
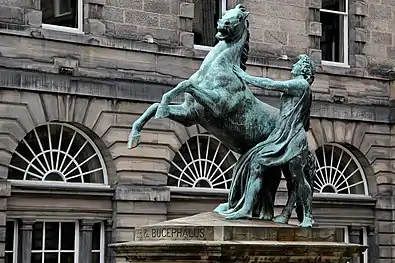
216, 4, 249, 43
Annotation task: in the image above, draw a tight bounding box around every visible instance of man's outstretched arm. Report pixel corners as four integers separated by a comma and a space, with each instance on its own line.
233, 65, 304, 95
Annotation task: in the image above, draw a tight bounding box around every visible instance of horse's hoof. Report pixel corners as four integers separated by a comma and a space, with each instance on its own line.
273, 215, 289, 224
128, 133, 141, 149
154, 105, 170, 119
260, 214, 273, 221
299, 217, 313, 228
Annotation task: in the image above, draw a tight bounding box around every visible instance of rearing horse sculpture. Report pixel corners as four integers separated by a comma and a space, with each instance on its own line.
128, 4, 308, 224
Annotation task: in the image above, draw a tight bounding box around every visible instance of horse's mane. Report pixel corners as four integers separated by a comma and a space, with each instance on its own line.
240, 20, 250, 71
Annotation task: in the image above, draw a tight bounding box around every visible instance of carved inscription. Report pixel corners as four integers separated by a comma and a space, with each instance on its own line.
135, 226, 206, 240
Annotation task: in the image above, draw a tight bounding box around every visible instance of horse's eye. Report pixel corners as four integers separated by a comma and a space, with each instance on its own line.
237, 15, 243, 21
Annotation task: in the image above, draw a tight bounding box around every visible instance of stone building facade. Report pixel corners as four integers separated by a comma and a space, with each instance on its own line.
0, 0, 393, 262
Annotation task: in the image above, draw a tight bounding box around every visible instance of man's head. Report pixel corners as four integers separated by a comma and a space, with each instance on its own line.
291, 54, 316, 85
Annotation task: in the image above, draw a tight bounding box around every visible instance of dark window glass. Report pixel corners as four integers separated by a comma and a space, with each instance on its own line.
322, 0, 345, 12
193, 0, 225, 46
5, 221, 14, 251
41, 0, 79, 28
92, 223, 101, 250
92, 253, 100, 263
60, 252, 74, 263
44, 252, 58, 263
61, 222, 75, 250
32, 222, 44, 250
320, 12, 345, 63
44, 222, 59, 250
32, 253, 42, 263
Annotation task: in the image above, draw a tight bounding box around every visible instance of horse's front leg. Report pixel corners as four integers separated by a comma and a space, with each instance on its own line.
155, 81, 223, 119
128, 102, 196, 149
154, 80, 191, 119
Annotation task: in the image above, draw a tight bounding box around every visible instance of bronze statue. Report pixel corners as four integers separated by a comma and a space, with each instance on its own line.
219, 55, 316, 227
127, 4, 316, 227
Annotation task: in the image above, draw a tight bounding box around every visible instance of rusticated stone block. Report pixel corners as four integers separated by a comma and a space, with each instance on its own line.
308, 48, 322, 64
264, 30, 288, 45
179, 2, 194, 19
352, 54, 368, 68
306, 0, 321, 9
144, 0, 171, 15
24, 8, 41, 27
368, 4, 392, 19
114, 185, 170, 202
180, 31, 194, 48
125, 10, 159, 27
308, 21, 321, 36
0, 6, 23, 24
354, 0, 367, 16
371, 31, 392, 45
86, 18, 106, 35
354, 28, 367, 43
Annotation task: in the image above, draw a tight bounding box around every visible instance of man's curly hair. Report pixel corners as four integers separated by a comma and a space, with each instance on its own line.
297, 54, 316, 85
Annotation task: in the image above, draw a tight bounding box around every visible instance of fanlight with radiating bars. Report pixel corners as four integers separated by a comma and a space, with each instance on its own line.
168, 137, 368, 196
8, 123, 108, 185
168, 134, 237, 190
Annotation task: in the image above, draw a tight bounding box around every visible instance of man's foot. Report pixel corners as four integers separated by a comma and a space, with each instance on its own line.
128, 131, 141, 149
225, 208, 251, 220
273, 215, 289, 224
154, 105, 170, 119
213, 203, 229, 213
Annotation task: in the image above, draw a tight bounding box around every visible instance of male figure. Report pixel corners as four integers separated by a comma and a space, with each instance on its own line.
226, 54, 315, 227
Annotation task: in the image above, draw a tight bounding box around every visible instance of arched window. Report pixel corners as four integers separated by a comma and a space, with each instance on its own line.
168, 134, 237, 191
8, 123, 108, 186
314, 143, 368, 195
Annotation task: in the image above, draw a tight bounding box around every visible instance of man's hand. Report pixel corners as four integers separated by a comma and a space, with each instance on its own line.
233, 65, 251, 84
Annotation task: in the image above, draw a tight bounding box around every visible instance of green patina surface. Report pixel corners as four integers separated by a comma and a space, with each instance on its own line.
128, 4, 316, 228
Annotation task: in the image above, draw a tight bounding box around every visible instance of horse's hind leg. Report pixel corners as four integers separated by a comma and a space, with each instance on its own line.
260, 166, 281, 221
128, 102, 195, 149
273, 163, 297, 224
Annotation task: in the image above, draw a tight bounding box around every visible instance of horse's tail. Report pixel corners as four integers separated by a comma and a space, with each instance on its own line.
240, 23, 250, 71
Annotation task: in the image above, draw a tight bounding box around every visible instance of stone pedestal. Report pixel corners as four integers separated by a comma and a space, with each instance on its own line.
110, 212, 366, 263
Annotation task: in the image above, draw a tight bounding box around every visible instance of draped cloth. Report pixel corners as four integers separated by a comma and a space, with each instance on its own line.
227, 85, 312, 214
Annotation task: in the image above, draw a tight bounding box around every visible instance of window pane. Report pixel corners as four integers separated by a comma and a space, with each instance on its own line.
61, 222, 75, 250
322, 0, 346, 12
41, 0, 79, 28
5, 253, 13, 263
193, 0, 223, 46
33, 222, 44, 250
5, 221, 14, 251
32, 253, 42, 263
44, 253, 58, 263
45, 222, 59, 250
92, 252, 100, 263
320, 12, 345, 63
92, 223, 101, 250
60, 252, 74, 263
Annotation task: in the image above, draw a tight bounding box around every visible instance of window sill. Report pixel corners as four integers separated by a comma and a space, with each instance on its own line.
9, 180, 112, 192
321, 60, 350, 68
193, 44, 214, 51
41, 23, 84, 35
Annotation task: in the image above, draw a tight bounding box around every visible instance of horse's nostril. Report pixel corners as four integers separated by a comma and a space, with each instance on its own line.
224, 20, 230, 25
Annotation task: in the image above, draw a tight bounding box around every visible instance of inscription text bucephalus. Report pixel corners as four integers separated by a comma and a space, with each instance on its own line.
127, 4, 316, 227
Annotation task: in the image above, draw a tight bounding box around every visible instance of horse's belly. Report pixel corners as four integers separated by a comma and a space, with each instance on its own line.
195, 110, 274, 154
